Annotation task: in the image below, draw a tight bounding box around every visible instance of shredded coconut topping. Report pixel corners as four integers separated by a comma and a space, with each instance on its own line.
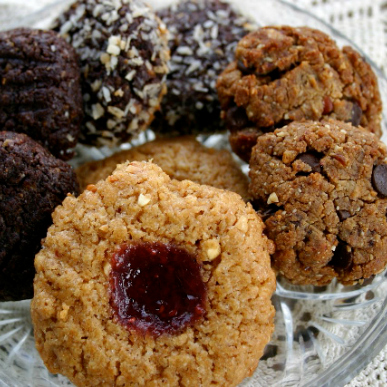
152, 0, 256, 136
53, 0, 169, 147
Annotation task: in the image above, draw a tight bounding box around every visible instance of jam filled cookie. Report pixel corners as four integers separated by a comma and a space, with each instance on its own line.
0, 131, 79, 301
54, 0, 169, 147
249, 120, 387, 286
0, 28, 82, 160
217, 26, 382, 162
76, 136, 249, 200
32, 161, 275, 386
152, 0, 255, 136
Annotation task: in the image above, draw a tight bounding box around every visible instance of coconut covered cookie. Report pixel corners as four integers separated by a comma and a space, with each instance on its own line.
151, 0, 254, 136
54, 0, 169, 147
76, 136, 249, 200
31, 161, 275, 386
249, 120, 387, 286
217, 26, 382, 162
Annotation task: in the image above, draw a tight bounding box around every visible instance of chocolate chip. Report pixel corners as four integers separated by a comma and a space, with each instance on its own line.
225, 106, 250, 130
330, 241, 353, 270
323, 95, 333, 115
259, 204, 280, 221
372, 164, 387, 196
237, 59, 254, 74
351, 102, 362, 126
296, 152, 322, 173
337, 210, 351, 221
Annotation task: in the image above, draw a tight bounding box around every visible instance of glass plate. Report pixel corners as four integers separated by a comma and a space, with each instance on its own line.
1, 0, 387, 386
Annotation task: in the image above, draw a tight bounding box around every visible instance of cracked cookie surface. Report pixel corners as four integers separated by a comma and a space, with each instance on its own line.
76, 136, 249, 200
217, 26, 382, 162
32, 161, 275, 386
249, 120, 387, 286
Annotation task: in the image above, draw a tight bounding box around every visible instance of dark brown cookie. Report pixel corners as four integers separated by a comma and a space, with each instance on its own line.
53, 0, 169, 147
0, 28, 82, 160
151, 0, 255, 136
217, 26, 382, 162
0, 131, 79, 301
249, 120, 387, 286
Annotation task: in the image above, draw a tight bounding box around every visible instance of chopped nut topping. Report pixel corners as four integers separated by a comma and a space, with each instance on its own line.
203, 239, 221, 260
267, 192, 279, 204
138, 193, 151, 206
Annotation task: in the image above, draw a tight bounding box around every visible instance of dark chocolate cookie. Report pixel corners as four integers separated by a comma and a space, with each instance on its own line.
0, 28, 82, 160
151, 0, 255, 136
0, 131, 79, 301
249, 120, 387, 286
217, 26, 382, 162
54, 0, 169, 147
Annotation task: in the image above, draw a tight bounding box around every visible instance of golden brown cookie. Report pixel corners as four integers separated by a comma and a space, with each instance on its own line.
217, 26, 382, 162
249, 119, 387, 286
76, 136, 250, 200
31, 161, 275, 386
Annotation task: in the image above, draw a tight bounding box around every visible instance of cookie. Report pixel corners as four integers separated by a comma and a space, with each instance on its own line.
76, 136, 249, 200
0, 131, 79, 301
0, 28, 82, 160
53, 0, 169, 147
249, 120, 387, 286
151, 0, 254, 136
31, 161, 275, 386
217, 26, 382, 162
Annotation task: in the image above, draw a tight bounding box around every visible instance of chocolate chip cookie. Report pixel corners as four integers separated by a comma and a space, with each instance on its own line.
76, 136, 249, 200
249, 120, 387, 286
151, 0, 255, 136
0, 28, 82, 159
31, 161, 275, 386
0, 131, 79, 301
54, 0, 169, 147
217, 26, 382, 162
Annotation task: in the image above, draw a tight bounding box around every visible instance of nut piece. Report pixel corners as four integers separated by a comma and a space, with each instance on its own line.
235, 216, 248, 233
203, 239, 221, 260
138, 193, 151, 207
267, 192, 279, 204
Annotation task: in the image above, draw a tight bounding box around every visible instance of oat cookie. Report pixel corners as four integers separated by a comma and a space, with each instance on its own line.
151, 0, 254, 136
217, 26, 382, 162
0, 131, 79, 301
249, 120, 387, 286
54, 0, 169, 147
31, 161, 275, 386
0, 28, 82, 160
76, 136, 249, 200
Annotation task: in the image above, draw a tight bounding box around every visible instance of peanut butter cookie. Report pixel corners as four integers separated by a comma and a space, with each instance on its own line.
32, 161, 275, 386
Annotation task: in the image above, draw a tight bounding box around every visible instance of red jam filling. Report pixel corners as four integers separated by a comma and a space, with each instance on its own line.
110, 242, 206, 336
